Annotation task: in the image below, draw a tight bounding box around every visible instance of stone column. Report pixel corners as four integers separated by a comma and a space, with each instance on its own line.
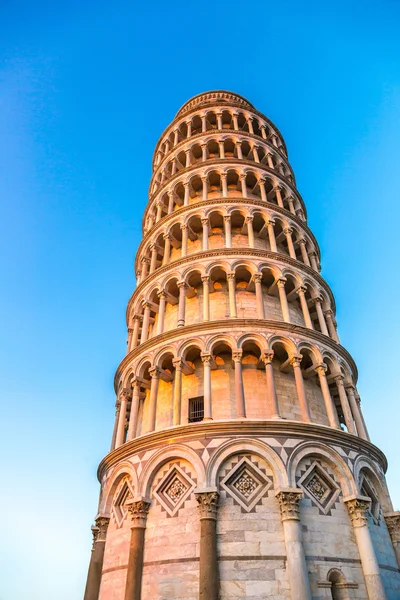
146, 367, 160, 433
260, 123, 267, 139
247, 116, 254, 134
201, 218, 209, 251
163, 233, 171, 265
168, 191, 174, 214
201, 143, 207, 162
181, 224, 188, 257
232, 351, 246, 418
221, 173, 228, 197
290, 355, 311, 422
83, 516, 110, 600
218, 140, 225, 159
259, 178, 267, 202
149, 245, 158, 274
224, 215, 232, 247
284, 227, 296, 259
131, 316, 141, 349
275, 186, 284, 208
345, 496, 387, 600
184, 181, 190, 205
236, 141, 243, 159
216, 112, 223, 130
275, 489, 312, 600
308, 251, 318, 271
356, 393, 371, 441
253, 273, 265, 319
267, 220, 277, 252
195, 490, 220, 600
298, 238, 311, 266
316, 364, 340, 429
115, 389, 130, 448
201, 353, 213, 421
202, 275, 210, 321
297, 286, 313, 329
127, 381, 141, 441
344, 384, 367, 439
261, 351, 280, 418
186, 120, 192, 137
252, 144, 260, 162
127, 328, 133, 354
240, 174, 248, 198
140, 302, 151, 344
110, 402, 120, 451
324, 309, 339, 342
201, 114, 207, 132
246, 216, 255, 248
232, 112, 239, 130
267, 152, 274, 169
202, 176, 208, 201
277, 278, 290, 323
172, 359, 183, 426
287, 195, 296, 215
124, 499, 151, 600
155, 202, 163, 221
335, 375, 356, 434
141, 257, 150, 280
156, 291, 166, 335
384, 512, 400, 568
313, 297, 329, 335
177, 281, 186, 327
227, 272, 237, 318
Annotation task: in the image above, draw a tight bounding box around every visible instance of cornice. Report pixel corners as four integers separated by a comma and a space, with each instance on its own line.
151, 129, 293, 183
135, 197, 319, 273
176, 91, 255, 116
152, 103, 288, 168
97, 419, 387, 482
128, 247, 332, 321
144, 160, 305, 224
114, 318, 356, 390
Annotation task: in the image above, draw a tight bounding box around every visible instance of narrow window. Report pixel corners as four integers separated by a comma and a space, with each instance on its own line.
188, 396, 204, 422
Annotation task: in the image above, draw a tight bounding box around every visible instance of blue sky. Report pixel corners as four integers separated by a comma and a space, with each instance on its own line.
0, 1, 399, 598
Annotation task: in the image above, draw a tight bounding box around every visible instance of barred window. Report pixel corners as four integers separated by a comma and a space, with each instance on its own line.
188, 396, 204, 423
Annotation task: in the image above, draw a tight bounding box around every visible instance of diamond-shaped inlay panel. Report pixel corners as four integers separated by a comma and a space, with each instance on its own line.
221, 457, 273, 512
112, 478, 134, 528
153, 464, 196, 517
298, 461, 340, 515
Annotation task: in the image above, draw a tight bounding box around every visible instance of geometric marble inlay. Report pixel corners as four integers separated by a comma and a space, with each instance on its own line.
298, 461, 340, 515
112, 478, 134, 528
221, 456, 273, 512
154, 464, 196, 517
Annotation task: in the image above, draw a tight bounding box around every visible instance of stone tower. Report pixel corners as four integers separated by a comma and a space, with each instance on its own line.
84, 91, 400, 600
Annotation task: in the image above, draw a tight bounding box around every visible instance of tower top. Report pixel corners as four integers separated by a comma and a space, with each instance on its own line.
175, 90, 254, 117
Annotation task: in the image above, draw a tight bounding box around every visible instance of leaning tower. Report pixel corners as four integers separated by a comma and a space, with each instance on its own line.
84, 91, 400, 600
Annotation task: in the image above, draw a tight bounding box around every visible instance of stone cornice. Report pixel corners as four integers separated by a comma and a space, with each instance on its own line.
152, 129, 294, 184
176, 91, 254, 116
114, 318, 356, 390
128, 247, 332, 321
135, 197, 319, 272
144, 160, 304, 224
97, 419, 387, 482
153, 100, 288, 166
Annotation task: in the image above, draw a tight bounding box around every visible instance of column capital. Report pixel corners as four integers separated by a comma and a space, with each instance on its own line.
290, 354, 303, 368
275, 488, 303, 521
344, 382, 356, 392
316, 362, 328, 375
274, 184, 282, 192
223, 214, 231, 222
201, 353, 212, 365
227, 271, 236, 281
283, 226, 293, 235
126, 498, 151, 529
142, 300, 152, 310
141, 256, 150, 265
261, 351, 274, 365
201, 217, 209, 225
324, 308, 334, 317
201, 175, 208, 183
267, 218, 276, 227
296, 285, 307, 296
384, 512, 400, 543
345, 495, 371, 528
312, 295, 322, 305
119, 388, 131, 401
239, 173, 246, 181
195, 489, 220, 520
245, 215, 254, 224
232, 350, 243, 362
172, 358, 184, 371
201, 275, 210, 284
162, 231, 171, 240
258, 176, 267, 185
334, 373, 345, 385
180, 223, 188, 231
252, 273, 262, 283
157, 290, 167, 300
149, 366, 161, 379
220, 172, 227, 180
183, 178, 190, 185
298, 237, 307, 246
92, 516, 110, 543
177, 280, 187, 289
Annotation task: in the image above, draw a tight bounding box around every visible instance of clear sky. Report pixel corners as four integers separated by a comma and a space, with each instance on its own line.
0, 1, 399, 598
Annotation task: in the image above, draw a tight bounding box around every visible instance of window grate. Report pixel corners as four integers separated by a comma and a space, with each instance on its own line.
188, 396, 204, 423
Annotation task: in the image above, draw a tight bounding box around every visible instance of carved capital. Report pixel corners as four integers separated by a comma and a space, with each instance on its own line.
157, 290, 167, 300
94, 516, 110, 543
232, 350, 243, 363
149, 366, 161, 379
223, 215, 231, 222
316, 362, 328, 375
385, 512, 400, 543
201, 275, 210, 284
163, 232, 171, 241
275, 488, 303, 521
119, 388, 131, 402
290, 354, 303, 368
246, 215, 254, 224
126, 499, 151, 529
201, 353, 212, 365
172, 358, 183, 371
261, 351, 274, 365
252, 273, 262, 283
345, 496, 371, 527
180, 223, 188, 231
283, 227, 293, 236
296, 285, 307, 296
177, 280, 187, 290
195, 490, 220, 520
201, 217, 209, 226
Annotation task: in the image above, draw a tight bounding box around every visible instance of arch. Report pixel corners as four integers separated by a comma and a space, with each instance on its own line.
287, 441, 357, 498
206, 438, 288, 489
139, 444, 206, 496
353, 455, 393, 512
99, 461, 139, 515
237, 332, 268, 351
178, 337, 206, 359
207, 333, 237, 355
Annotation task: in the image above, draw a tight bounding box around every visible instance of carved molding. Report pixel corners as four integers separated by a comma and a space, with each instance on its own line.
385, 512, 400, 543
275, 488, 303, 521
345, 496, 371, 528
126, 499, 151, 529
